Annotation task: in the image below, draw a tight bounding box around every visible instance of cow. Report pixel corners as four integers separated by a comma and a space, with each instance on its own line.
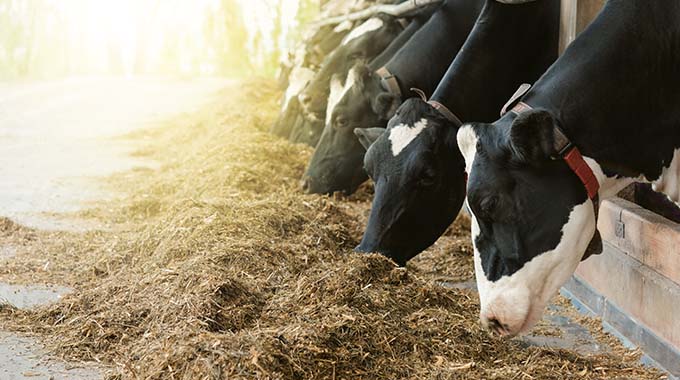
271, 66, 316, 139
289, 15, 423, 146
290, 14, 434, 147
354, 0, 560, 266
302, 0, 486, 195
271, 22, 353, 138
307, 22, 355, 68
299, 12, 432, 121
457, 0, 680, 337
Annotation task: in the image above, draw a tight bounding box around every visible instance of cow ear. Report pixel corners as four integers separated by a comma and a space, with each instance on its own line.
372, 92, 400, 120
508, 109, 558, 163
354, 127, 386, 150
350, 63, 372, 88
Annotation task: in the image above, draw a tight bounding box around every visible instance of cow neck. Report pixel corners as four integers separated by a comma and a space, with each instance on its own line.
379, 0, 484, 96
429, 0, 560, 129
520, 0, 680, 192
368, 17, 426, 70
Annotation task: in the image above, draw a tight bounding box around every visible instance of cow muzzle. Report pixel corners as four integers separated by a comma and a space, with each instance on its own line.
479, 282, 533, 337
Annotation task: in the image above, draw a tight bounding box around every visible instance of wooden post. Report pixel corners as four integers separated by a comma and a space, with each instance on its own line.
576, 0, 607, 32
559, 0, 578, 53
559, 0, 606, 52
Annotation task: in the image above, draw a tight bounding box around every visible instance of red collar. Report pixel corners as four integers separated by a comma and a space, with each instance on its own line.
510, 101, 600, 200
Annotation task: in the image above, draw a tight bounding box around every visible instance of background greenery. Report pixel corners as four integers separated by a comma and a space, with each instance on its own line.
0, 0, 321, 80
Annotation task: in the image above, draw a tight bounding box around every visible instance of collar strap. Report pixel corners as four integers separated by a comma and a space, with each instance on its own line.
428, 100, 463, 127
501, 83, 532, 117
376, 67, 402, 98
510, 102, 600, 200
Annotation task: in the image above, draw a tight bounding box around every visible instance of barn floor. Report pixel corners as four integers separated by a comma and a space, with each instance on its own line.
0, 77, 229, 379
0, 78, 671, 379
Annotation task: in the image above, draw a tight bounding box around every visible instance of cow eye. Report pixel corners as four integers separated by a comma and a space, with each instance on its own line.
334, 115, 349, 129
418, 177, 435, 188
480, 196, 498, 218
417, 168, 436, 188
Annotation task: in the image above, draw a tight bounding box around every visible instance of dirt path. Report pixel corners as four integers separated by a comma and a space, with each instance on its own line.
0, 77, 229, 378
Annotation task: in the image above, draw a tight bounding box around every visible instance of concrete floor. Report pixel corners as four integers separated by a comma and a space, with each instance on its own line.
0, 77, 229, 378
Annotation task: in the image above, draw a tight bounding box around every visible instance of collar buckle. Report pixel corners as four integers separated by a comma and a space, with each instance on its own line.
552, 126, 574, 159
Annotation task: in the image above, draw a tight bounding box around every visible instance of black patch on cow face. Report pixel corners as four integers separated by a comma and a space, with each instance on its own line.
356, 99, 466, 265
465, 110, 591, 282
303, 64, 399, 195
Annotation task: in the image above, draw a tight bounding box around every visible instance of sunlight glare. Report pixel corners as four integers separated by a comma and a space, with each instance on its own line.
29, 0, 303, 77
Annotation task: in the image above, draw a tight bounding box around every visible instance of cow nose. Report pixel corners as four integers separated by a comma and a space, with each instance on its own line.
300, 176, 313, 193
354, 243, 372, 253
484, 317, 509, 336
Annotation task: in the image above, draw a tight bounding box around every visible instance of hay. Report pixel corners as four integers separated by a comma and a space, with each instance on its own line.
0, 78, 666, 380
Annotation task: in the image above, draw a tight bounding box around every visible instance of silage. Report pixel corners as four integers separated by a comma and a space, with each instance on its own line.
0, 78, 666, 380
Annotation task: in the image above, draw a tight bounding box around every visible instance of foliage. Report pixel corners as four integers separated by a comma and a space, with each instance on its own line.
0, 0, 321, 79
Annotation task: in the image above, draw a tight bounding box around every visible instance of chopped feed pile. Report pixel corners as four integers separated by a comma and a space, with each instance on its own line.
0, 79, 666, 380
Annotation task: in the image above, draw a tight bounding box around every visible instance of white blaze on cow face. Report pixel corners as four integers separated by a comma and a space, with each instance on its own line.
470, 200, 596, 337
325, 69, 357, 126
652, 148, 680, 205
342, 18, 384, 46
388, 118, 428, 156
283, 67, 314, 111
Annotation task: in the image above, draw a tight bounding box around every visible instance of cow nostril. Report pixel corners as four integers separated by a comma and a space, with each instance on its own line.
354, 244, 372, 253
488, 318, 501, 329
301, 176, 318, 194
486, 318, 508, 336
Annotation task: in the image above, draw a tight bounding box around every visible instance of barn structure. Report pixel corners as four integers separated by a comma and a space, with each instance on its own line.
558, 0, 680, 375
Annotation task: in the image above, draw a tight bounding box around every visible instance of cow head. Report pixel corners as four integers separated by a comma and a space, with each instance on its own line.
355, 98, 466, 265
299, 16, 399, 119
302, 63, 401, 195
457, 109, 600, 337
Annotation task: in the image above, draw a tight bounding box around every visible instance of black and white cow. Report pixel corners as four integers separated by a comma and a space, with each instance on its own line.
272, 22, 353, 138
457, 0, 680, 337
299, 13, 432, 120
354, 0, 560, 266
290, 14, 431, 146
302, 0, 485, 194
298, 14, 411, 121
273, 15, 404, 141
309, 24, 354, 67
277, 24, 343, 91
